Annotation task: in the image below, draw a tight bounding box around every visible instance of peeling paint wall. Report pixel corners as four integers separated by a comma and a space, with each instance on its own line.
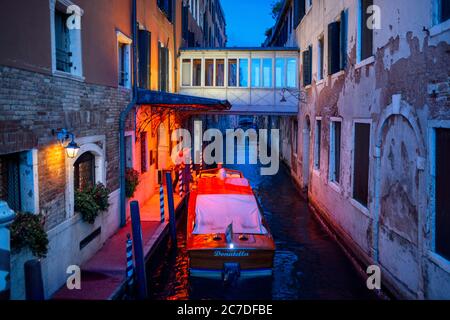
278, 0, 450, 299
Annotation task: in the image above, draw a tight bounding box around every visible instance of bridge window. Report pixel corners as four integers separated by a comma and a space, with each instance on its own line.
286, 58, 297, 88
182, 59, 191, 86
251, 59, 261, 87
205, 59, 214, 86
193, 59, 202, 86
228, 59, 237, 87
239, 58, 249, 87
251, 58, 273, 88
216, 59, 225, 87
262, 58, 273, 88
276, 58, 286, 88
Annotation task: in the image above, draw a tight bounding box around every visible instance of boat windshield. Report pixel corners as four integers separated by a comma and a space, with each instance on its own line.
192, 194, 268, 235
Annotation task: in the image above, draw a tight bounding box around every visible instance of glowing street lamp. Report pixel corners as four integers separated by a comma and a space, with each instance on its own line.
65, 138, 80, 159
53, 129, 80, 159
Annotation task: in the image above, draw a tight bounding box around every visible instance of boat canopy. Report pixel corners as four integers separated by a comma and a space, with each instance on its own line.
192, 194, 268, 235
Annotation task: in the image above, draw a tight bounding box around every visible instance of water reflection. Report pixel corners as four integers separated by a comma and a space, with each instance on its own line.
148, 136, 377, 300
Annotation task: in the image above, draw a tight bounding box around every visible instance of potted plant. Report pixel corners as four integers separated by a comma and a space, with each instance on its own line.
75, 183, 110, 224
10, 212, 49, 259
125, 168, 140, 198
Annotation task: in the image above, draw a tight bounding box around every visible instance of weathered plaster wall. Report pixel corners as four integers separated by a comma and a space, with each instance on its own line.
280, 0, 450, 299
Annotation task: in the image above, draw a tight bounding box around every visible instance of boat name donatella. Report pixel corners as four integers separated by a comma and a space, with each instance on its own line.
214, 250, 250, 257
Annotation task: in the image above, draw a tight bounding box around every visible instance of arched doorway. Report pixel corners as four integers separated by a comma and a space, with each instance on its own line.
373, 95, 426, 296
73, 151, 95, 191
302, 116, 311, 189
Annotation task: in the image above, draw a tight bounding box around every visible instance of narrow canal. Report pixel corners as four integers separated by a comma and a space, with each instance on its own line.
147, 161, 377, 300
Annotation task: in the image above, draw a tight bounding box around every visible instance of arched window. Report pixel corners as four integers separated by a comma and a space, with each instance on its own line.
74, 152, 95, 191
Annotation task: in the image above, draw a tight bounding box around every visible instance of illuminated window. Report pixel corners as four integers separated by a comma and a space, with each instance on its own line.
193, 59, 202, 86
239, 59, 248, 87
251, 59, 261, 87
286, 58, 297, 88
205, 59, 214, 86
262, 58, 273, 88
228, 59, 237, 87
216, 59, 225, 87
275, 58, 286, 88
182, 59, 191, 86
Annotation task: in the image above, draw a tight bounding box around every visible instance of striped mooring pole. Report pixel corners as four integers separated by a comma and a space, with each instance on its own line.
159, 184, 165, 222
130, 201, 148, 299
199, 150, 203, 172
190, 158, 194, 180
126, 233, 135, 294
179, 168, 184, 198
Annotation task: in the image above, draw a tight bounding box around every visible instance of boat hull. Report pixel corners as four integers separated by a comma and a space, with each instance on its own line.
187, 168, 276, 280
188, 248, 274, 279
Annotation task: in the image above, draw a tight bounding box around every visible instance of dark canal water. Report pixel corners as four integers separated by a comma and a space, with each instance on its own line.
147, 162, 377, 300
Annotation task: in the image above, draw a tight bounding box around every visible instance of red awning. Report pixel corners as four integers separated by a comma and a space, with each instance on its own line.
137, 89, 231, 112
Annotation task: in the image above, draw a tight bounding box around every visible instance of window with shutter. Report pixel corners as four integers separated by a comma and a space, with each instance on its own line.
0, 154, 21, 212
157, 0, 173, 22
328, 21, 340, 75
330, 120, 342, 183
303, 46, 312, 86
294, 0, 306, 28
140, 132, 148, 173
360, 0, 373, 61
138, 30, 151, 89
353, 123, 370, 207
159, 43, 169, 92
435, 128, 450, 261
314, 119, 322, 170
440, 0, 450, 23
55, 10, 72, 73
340, 10, 348, 70
318, 37, 324, 80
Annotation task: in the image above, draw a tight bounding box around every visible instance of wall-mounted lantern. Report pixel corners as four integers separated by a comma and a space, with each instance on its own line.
52, 129, 80, 159
280, 88, 307, 103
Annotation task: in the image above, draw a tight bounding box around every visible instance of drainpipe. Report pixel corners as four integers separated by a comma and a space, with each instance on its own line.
119, 0, 138, 227
0, 201, 15, 300
172, 0, 178, 91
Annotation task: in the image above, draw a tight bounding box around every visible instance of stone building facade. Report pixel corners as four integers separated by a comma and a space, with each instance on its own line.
0, 0, 191, 299
266, 0, 450, 299
182, 0, 227, 48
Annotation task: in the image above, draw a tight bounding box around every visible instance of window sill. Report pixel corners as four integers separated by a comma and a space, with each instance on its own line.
328, 180, 341, 193
428, 251, 450, 274
430, 19, 450, 37
350, 198, 370, 218
315, 79, 324, 86
119, 85, 132, 90
304, 84, 312, 90
54, 70, 85, 83
305, 6, 312, 16
330, 70, 345, 79
355, 56, 375, 69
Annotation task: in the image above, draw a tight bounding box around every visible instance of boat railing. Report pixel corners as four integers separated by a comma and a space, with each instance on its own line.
198, 168, 243, 178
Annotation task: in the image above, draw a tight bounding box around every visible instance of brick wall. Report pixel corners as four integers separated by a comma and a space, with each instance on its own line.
0, 66, 131, 230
